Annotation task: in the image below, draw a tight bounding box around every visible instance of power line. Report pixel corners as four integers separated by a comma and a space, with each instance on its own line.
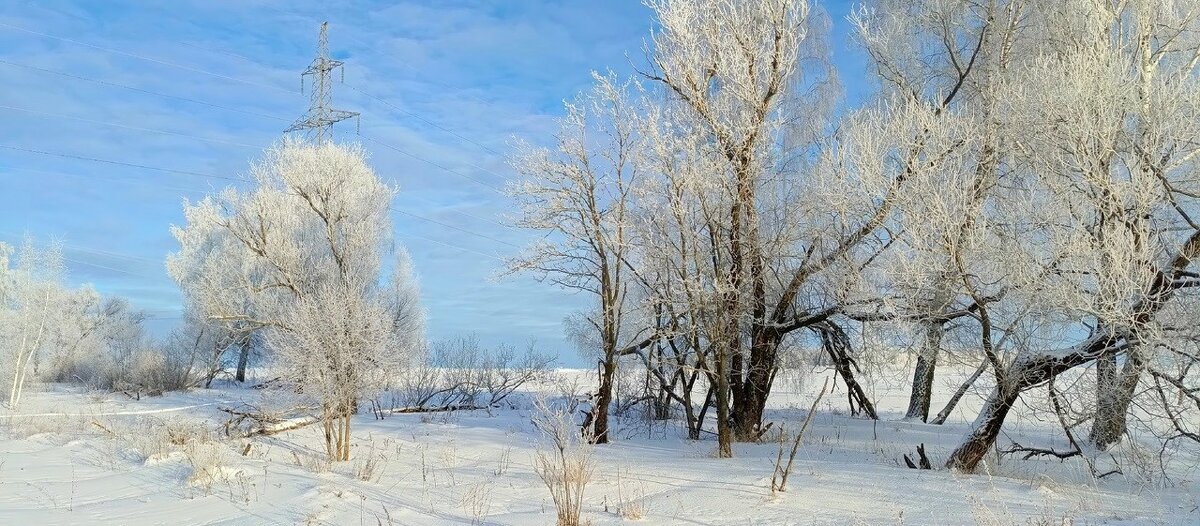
0, 144, 242, 182
1, 210, 509, 278
0, 22, 297, 95
345, 83, 502, 157
6, 162, 509, 234
66, 246, 157, 264
333, 30, 497, 109
362, 134, 505, 194
1, 35, 509, 196
3, 154, 516, 253
0, 19, 519, 263
176, 40, 262, 65
0, 59, 293, 122
245, 8, 497, 109
0, 230, 160, 265
394, 191, 514, 230
404, 231, 506, 262
3, 173, 515, 264
1, 58, 510, 198
1, 165, 213, 195
0, 233, 156, 279
0, 104, 267, 149
389, 206, 520, 248
140, 20, 504, 161
62, 257, 148, 278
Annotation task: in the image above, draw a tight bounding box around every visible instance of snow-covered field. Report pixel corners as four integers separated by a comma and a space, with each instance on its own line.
1, 365, 1196, 525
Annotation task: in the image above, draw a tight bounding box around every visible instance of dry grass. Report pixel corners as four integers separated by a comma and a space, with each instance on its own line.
494, 445, 513, 476
184, 441, 234, 493
0, 410, 89, 439
101, 416, 217, 464
352, 442, 386, 482
461, 481, 492, 524
614, 468, 647, 520
291, 449, 332, 474
532, 396, 595, 526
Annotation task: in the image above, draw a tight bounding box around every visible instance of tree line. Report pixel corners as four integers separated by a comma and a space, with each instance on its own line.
507, 0, 1200, 473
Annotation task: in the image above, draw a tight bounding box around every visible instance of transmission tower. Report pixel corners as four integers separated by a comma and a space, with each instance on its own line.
285, 21, 358, 143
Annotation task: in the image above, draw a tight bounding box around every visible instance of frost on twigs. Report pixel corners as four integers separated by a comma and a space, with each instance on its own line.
169, 140, 427, 461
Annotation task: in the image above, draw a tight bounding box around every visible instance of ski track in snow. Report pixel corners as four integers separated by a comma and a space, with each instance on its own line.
0, 402, 227, 419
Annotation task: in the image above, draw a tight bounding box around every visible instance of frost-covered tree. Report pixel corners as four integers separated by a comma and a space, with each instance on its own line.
167, 305, 245, 388
0, 238, 151, 404
43, 294, 149, 387
858, 0, 1200, 472
0, 238, 64, 408
633, 0, 914, 454
168, 140, 426, 461
514, 0, 914, 456
920, 0, 1200, 471
508, 73, 651, 444
852, 0, 1017, 423
507, 0, 1200, 473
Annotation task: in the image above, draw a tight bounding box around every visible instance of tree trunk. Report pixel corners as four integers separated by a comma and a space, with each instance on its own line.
322, 403, 353, 462
730, 331, 781, 440
652, 386, 671, 420
944, 382, 1018, 472
235, 336, 251, 383
339, 411, 351, 461
1088, 352, 1142, 451
592, 356, 616, 444
947, 232, 1198, 472
689, 383, 713, 441
946, 339, 1118, 472
714, 375, 733, 457
713, 341, 734, 457
905, 321, 943, 422
323, 407, 335, 460
649, 348, 672, 421
10, 299, 49, 408
930, 356, 989, 425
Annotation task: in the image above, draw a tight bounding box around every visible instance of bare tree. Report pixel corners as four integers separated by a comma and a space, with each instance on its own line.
851, 0, 1017, 423
1, 238, 64, 408
933, 0, 1200, 471
635, 0, 874, 453
168, 305, 244, 388
508, 73, 650, 444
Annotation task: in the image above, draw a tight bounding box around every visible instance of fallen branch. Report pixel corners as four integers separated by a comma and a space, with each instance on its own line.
91, 420, 117, 437
219, 404, 320, 437
251, 377, 283, 390
1002, 441, 1081, 461
255, 415, 321, 436
382, 404, 489, 415
930, 357, 989, 425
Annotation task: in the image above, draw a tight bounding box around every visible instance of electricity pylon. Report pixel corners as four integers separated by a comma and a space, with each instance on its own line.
285, 22, 358, 143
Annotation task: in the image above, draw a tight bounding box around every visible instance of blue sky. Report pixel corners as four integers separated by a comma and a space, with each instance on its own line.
0, 0, 865, 365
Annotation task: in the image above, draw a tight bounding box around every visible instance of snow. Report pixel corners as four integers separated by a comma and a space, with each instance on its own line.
0, 367, 1196, 525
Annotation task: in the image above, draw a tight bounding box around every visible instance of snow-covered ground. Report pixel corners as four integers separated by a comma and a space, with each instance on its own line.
1, 365, 1196, 525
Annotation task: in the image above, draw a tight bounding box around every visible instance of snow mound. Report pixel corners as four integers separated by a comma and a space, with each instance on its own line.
144, 450, 189, 466
187, 465, 245, 487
